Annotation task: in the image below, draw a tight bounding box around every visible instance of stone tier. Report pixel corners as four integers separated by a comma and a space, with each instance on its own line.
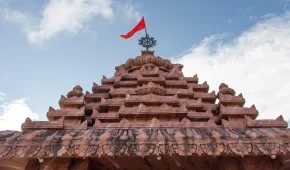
246, 115, 288, 128
58, 95, 84, 109
46, 106, 85, 121
91, 109, 119, 120
184, 74, 198, 83
21, 117, 64, 130
125, 93, 180, 105
188, 81, 209, 92
193, 91, 217, 103
220, 104, 259, 119
92, 83, 111, 93
187, 109, 215, 121
219, 93, 245, 107
94, 117, 217, 129
118, 103, 188, 118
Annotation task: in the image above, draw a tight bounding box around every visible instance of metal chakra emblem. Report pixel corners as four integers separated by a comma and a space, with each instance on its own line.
138, 34, 157, 51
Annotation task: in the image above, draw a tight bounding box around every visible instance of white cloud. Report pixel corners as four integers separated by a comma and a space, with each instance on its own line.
173, 12, 290, 122
4, 0, 140, 44
4, 10, 36, 32
0, 98, 39, 131
115, 1, 140, 22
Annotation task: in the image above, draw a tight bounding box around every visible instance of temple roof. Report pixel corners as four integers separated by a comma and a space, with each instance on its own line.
0, 50, 289, 159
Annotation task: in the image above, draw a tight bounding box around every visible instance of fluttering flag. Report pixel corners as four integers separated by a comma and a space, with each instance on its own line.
120, 17, 146, 39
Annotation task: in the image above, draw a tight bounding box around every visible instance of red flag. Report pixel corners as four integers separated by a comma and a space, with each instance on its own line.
121, 17, 146, 39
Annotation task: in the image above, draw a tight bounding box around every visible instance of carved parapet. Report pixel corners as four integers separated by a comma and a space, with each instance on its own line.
94, 118, 131, 129
220, 104, 259, 119
189, 81, 209, 92
101, 76, 115, 85
218, 93, 245, 107
185, 74, 199, 84
217, 83, 245, 107
221, 119, 246, 128
136, 82, 165, 95
118, 103, 188, 117
125, 93, 180, 105
164, 73, 179, 80
165, 88, 194, 97
91, 108, 119, 120
193, 91, 217, 103
246, 115, 288, 128
84, 91, 109, 103
168, 64, 184, 77
120, 74, 137, 81
180, 98, 203, 109
99, 98, 125, 108
21, 117, 64, 131
92, 83, 111, 93
59, 95, 84, 109
181, 117, 217, 128
93, 117, 217, 129
165, 80, 187, 88
114, 80, 138, 88
202, 103, 219, 113
109, 88, 136, 97
47, 106, 85, 121
186, 109, 214, 121
137, 76, 165, 85
85, 103, 100, 110
64, 120, 88, 130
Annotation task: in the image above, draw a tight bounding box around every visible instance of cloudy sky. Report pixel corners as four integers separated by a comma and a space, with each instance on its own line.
0, 0, 289, 130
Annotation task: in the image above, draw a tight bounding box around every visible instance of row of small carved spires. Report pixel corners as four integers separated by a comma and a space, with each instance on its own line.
48, 102, 258, 122
60, 91, 242, 111
21, 115, 288, 131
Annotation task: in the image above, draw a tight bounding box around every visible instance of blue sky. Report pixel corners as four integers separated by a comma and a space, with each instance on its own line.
0, 0, 290, 130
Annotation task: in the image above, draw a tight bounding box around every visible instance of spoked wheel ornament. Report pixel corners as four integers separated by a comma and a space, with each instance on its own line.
138, 34, 157, 51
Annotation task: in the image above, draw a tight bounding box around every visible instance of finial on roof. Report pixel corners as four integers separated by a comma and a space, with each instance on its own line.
218, 83, 236, 96
66, 85, 83, 98
138, 34, 157, 51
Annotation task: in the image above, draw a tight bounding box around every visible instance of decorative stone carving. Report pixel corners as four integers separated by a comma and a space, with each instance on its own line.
66, 85, 84, 98
136, 82, 165, 95
218, 83, 236, 96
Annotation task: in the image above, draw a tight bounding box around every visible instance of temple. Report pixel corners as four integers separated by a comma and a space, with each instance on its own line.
0, 51, 290, 170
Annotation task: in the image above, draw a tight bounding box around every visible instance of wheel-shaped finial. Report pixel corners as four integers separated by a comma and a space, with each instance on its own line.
138, 34, 157, 51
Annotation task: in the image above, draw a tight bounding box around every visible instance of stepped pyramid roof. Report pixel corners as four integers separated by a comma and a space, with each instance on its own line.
0, 51, 289, 166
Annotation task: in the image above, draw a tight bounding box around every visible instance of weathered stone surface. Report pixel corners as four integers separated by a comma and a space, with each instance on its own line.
0, 51, 289, 169
0, 128, 289, 159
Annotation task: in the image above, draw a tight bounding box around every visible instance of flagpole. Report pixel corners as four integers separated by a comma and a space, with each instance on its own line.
143, 16, 148, 35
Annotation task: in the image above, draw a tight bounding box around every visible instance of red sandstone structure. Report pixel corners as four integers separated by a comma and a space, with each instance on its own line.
0, 51, 290, 170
